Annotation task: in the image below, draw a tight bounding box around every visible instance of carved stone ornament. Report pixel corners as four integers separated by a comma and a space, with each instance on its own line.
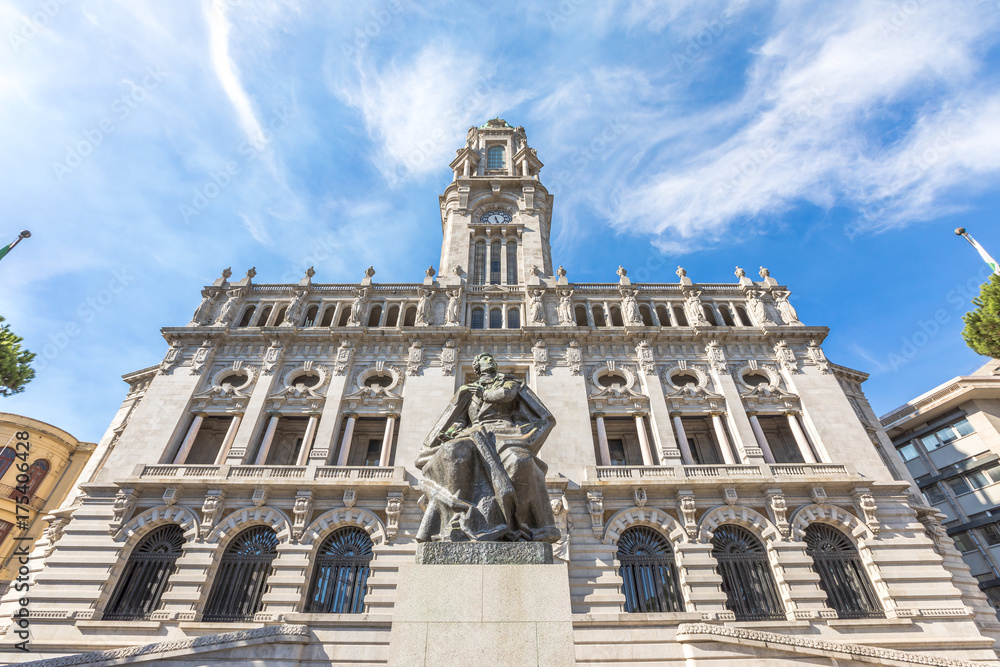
587, 491, 604, 539
746, 289, 775, 326
557, 289, 574, 326
772, 290, 802, 326
633, 487, 647, 508
855, 492, 880, 537
806, 340, 831, 374
262, 339, 284, 376
528, 289, 546, 325
386, 491, 403, 541
281, 289, 308, 327
415, 352, 560, 544
346, 287, 369, 327
441, 339, 458, 376
162, 488, 178, 506
774, 340, 799, 374
160, 340, 184, 374
333, 339, 353, 376
109, 489, 137, 535
621, 288, 642, 325
252, 487, 268, 507
678, 491, 698, 539
292, 491, 313, 541
532, 339, 549, 375
407, 340, 424, 376
188, 289, 218, 326
705, 340, 727, 373
200, 491, 225, 539
636, 340, 656, 375
566, 340, 583, 375
213, 289, 243, 328
549, 493, 572, 562
811, 486, 828, 505
415, 288, 433, 326
767, 490, 789, 538
445, 289, 463, 326
43, 512, 72, 557
190, 340, 215, 376
723, 487, 739, 506
684, 290, 709, 326
343, 488, 356, 508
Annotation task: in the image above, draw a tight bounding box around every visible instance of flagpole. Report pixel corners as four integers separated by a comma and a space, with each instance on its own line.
955, 227, 1000, 275
0, 230, 30, 264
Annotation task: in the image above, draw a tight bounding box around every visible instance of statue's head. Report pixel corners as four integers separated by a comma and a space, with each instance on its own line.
472, 353, 497, 375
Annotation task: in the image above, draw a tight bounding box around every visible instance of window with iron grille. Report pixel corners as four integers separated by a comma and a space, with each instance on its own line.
0, 448, 15, 481
306, 527, 373, 613
507, 308, 520, 329
487, 145, 505, 170
471, 308, 485, 329
0, 520, 12, 548
804, 524, 883, 619
489, 308, 503, 329
104, 524, 185, 620
711, 524, 784, 621
473, 241, 486, 285
506, 240, 517, 284
203, 526, 278, 622
617, 526, 684, 613
12, 459, 49, 500
490, 240, 502, 285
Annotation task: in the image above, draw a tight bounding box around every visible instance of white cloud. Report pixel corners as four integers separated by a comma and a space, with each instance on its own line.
206, 0, 266, 147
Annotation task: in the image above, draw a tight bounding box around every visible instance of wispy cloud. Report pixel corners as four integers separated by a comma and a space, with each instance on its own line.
205, 0, 266, 147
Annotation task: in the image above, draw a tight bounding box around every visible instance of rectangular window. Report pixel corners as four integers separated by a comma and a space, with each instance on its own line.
952, 531, 977, 553
608, 439, 627, 466
490, 241, 501, 285
949, 477, 972, 496
506, 241, 517, 284
364, 439, 382, 467
924, 485, 947, 505
921, 433, 943, 450
0, 520, 11, 547
985, 464, 1000, 484
898, 443, 919, 461
954, 418, 975, 437
981, 523, 1000, 547
968, 470, 991, 489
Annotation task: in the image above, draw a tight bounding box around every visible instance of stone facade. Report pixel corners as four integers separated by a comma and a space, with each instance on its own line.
2, 121, 999, 665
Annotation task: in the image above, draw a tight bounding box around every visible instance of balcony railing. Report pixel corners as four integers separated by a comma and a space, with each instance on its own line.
590, 463, 849, 482
0, 484, 47, 510
135, 464, 404, 483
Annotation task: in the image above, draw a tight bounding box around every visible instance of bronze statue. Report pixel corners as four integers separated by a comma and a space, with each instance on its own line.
415, 352, 559, 543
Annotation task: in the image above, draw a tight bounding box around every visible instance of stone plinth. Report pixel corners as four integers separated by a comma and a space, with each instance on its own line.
415, 541, 553, 565
387, 561, 576, 667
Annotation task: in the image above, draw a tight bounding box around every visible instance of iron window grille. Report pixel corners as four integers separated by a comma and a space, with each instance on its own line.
306, 527, 374, 613
617, 526, 684, 613
473, 241, 487, 285
0, 448, 14, 480
104, 524, 185, 620
471, 308, 485, 329
506, 241, 517, 284
203, 526, 278, 622
487, 146, 505, 170
804, 524, 883, 619
711, 524, 785, 621
489, 308, 503, 329
507, 308, 520, 329
490, 240, 502, 285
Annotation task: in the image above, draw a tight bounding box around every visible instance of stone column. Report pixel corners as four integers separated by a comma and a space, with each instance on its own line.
254, 414, 280, 465
787, 412, 817, 463
379, 414, 397, 466
214, 413, 243, 465
747, 413, 776, 464
634, 413, 654, 466
335, 414, 357, 466
711, 412, 736, 465
295, 415, 320, 466
172, 414, 204, 464
672, 414, 694, 465
595, 413, 611, 466
644, 373, 681, 465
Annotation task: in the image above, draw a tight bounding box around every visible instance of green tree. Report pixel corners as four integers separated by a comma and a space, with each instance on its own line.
963, 274, 1000, 359
0, 316, 35, 396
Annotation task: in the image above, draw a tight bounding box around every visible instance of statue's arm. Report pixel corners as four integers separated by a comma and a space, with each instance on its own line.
483, 379, 519, 403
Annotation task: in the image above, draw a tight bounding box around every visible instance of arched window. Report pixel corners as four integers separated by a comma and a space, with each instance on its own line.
303, 305, 318, 327
104, 524, 185, 620
306, 527, 373, 613
805, 524, 882, 618
506, 240, 518, 284
367, 305, 382, 327
673, 306, 689, 327
255, 305, 273, 327
14, 460, 49, 500
639, 305, 654, 326
711, 524, 784, 621
0, 448, 15, 481
507, 308, 520, 329
337, 306, 352, 327
719, 305, 736, 327
402, 306, 416, 327
320, 306, 336, 327
617, 526, 684, 613
489, 308, 503, 329
487, 146, 505, 170
702, 305, 718, 326
237, 306, 256, 328
655, 305, 671, 326
735, 306, 751, 326
574, 305, 589, 327
274, 306, 288, 326
385, 305, 400, 327
471, 307, 485, 329
593, 305, 607, 327
610, 306, 624, 327
203, 526, 278, 622
473, 240, 487, 285
490, 240, 502, 285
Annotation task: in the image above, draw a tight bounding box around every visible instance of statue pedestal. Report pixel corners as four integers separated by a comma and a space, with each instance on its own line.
388, 543, 576, 666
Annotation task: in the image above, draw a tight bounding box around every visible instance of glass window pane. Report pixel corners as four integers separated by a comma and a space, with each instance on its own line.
937, 426, 959, 443
949, 477, 972, 496
920, 434, 941, 450
968, 471, 990, 489
898, 444, 919, 461
981, 524, 1000, 547
953, 531, 977, 553
954, 419, 974, 436
985, 464, 1000, 484
924, 485, 947, 505
608, 439, 626, 466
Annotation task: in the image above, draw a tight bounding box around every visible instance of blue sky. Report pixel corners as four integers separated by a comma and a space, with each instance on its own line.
2, 0, 1000, 443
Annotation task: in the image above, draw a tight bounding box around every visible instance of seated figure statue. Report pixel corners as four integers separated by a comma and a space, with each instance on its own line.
415, 352, 560, 543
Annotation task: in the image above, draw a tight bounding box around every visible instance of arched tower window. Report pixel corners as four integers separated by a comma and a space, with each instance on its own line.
507, 308, 520, 329
574, 305, 589, 326
337, 306, 352, 327
719, 305, 736, 327
593, 305, 607, 327
104, 524, 185, 620
711, 524, 784, 621
274, 306, 288, 325
255, 305, 273, 327
490, 240, 502, 285
487, 146, 505, 170
0, 448, 15, 481
673, 306, 689, 327
203, 526, 278, 622
306, 527, 373, 613
506, 240, 518, 284
320, 306, 336, 327
237, 306, 256, 328
402, 306, 416, 327
805, 524, 882, 618
703, 305, 719, 326
303, 305, 318, 327
655, 305, 671, 326
617, 526, 684, 613
489, 308, 503, 329
385, 305, 400, 327
473, 240, 487, 285
471, 307, 485, 329
639, 305, 654, 326
367, 305, 382, 327
610, 305, 624, 327
14, 459, 49, 500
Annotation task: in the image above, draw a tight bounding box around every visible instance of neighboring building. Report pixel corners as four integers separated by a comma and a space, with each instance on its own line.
3, 120, 1000, 665
0, 413, 94, 596
881, 360, 1000, 614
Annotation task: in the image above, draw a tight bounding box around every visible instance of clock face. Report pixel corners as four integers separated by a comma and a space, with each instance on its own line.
480, 210, 512, 225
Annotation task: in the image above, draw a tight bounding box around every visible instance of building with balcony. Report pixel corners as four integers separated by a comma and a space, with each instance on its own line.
0, 413, 94, 596
881, 360, 1000, 615
3, 119, 1000, 665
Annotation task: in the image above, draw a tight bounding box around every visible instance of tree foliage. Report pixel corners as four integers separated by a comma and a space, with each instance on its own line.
0, 316, 35, 397
963, 274, 1000, 359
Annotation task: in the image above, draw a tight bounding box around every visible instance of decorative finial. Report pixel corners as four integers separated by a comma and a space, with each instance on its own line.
246, 267, 256, 279
617, 265, 627, 277
556, 265, 567, 278
305, 266, 315, 279
221, 267, 232, 280
453, 265, 462, 276
955, 227, 967, 235
426, 265, 436, 277
364, 266, 376, 278
759, 266, 770, 279
735, 266, 745, 278
676, 266, 687, 278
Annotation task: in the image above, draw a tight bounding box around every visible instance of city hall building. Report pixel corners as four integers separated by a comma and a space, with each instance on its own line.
2, 120, 1000, 665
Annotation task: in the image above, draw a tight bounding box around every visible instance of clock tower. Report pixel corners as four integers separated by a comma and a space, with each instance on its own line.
439, 118, 551, 285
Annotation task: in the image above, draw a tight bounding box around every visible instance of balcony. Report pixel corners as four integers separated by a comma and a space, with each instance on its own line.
589, 463, 849, 483
129, 464, 407, 487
